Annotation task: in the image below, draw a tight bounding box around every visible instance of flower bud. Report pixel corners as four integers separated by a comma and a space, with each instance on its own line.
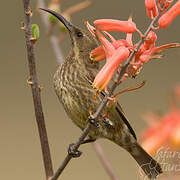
158, 0, 180, 28
145, 0, 156, 9
144, 31, 157, 49
158, 0, 173, 10
90, 39, 130, 61
94, 19, 137, 33
145, 0, 158, 18
93, 47, 129, 91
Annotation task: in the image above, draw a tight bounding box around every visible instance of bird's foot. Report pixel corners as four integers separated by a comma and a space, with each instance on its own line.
88, 115, 100, 128
88, 111, 100, 128
68, 143, 82, 158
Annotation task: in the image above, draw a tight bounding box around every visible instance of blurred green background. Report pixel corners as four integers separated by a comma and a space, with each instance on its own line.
0, 0, 180, 179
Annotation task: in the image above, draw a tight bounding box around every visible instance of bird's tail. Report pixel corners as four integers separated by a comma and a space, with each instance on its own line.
128, 142, 162, 179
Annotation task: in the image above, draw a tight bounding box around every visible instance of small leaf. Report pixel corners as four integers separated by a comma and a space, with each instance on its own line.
49, 14, 58, 24
32, 24, 40, 41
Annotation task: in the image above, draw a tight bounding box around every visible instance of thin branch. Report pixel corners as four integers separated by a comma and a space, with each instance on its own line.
92, 141, 119, 180
51, 123, 91, 180
22, 0, 53, 179
63, 0, 92, 15
38, 0, 64, 64
50, 9, 161, 180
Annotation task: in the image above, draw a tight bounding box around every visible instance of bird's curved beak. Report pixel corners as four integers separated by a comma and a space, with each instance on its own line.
40, 8, 73, 32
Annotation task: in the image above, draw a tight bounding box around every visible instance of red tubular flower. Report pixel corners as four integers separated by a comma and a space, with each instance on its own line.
170, 125, 180, 149
86, 22, 115, 61
94, 19, 137, 33
126, 42, 180, 78
90, 39, 130, 61
138, 49, 153, 63
90, 46, 106, 61
93, 47, 129, 91
141, 109, 180, 155
95, 30, 115, 59
86, 21, 96, 37
145, 0, 156, 9
87, 11, 180, 83
145, 0, 158, 18
126, 32, 133, 46
126, 16, 133, 46
141, 128, 170, 155
158, 0, 173, 10
89, 27, 131, 61
134, 31, 157, 58
158, 0, 180, 28
103, 31, 116, 42
134, 31, 157, 60
144, 31, 157, 49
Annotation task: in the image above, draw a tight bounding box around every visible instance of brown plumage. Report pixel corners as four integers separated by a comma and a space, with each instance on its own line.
41, 9, 162, 179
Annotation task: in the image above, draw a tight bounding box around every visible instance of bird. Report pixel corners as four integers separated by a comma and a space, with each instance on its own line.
40, 8, 162, 179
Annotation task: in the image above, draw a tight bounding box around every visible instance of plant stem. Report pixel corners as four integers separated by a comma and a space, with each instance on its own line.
22, 0, 53, 179
92, 141, 119, 180
38, 0, 64, 64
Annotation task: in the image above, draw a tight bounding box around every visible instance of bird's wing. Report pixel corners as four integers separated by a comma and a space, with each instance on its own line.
84, 75, 137, 140
115, 102, 137, 140
100, 91, 137, 140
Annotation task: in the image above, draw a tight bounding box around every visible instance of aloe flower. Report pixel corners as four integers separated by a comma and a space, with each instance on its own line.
87, 19, 133, 62
158, 0, 173, 11
90, 39, 130, 61
145, 0, 158, 18
93, 46, 129, 91
170, 124, 180, 149
144, 31, 157, 49
94, 19, 137, 33
141, 108, 180, 155
86, 1, 180, 91
141, 84, 180, 154
158, 0, 180, 28
126, 30, 180, 78
92, 30, 129, 91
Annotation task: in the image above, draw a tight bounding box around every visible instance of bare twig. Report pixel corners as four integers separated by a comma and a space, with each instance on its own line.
51, 124, 91, 180
92, 141, 119, 180
63, 0, 92, 15
22, 0, 53, 179
50, 9, 161, 180
38, 0, 64, 64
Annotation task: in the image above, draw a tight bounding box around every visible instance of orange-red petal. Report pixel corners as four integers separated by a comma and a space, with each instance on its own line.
86, 21, 96, 37
158, 0, 180, 28
90, 46, 106, 61
145, 0, 158, 18
95, 30, 115, 58
93, 47, 129, 91
94, 19, 137, 33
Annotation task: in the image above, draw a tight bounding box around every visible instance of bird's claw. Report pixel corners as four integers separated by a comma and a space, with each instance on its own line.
68, 143, 82, 158
88, 116, 100, 128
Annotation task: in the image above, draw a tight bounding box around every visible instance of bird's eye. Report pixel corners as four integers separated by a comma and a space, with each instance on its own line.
76, 31, 83, 37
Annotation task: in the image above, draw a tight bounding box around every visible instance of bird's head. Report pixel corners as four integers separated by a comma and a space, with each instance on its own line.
40, 8, 98, 66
